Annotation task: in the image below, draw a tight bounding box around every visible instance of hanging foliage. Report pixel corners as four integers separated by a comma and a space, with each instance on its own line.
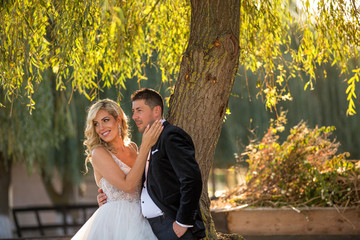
0, 0, 189, 111
1, 0, 359, 113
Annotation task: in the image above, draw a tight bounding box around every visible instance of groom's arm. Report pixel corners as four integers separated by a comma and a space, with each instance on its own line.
165, 128, 203, 225
97, 188, 108, 207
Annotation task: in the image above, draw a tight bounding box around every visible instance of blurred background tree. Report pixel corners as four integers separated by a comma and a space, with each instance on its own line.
0, 72, 85, 236
215, 60, 360, 169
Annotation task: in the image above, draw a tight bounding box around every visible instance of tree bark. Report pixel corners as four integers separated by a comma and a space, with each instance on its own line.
0, 153, 13, 238
167, 1, 240, 238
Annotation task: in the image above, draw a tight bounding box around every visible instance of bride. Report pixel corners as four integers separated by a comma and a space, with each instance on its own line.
72, 99, 162, 240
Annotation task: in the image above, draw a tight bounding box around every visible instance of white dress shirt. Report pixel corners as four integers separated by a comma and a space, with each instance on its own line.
140, 151, 163, 218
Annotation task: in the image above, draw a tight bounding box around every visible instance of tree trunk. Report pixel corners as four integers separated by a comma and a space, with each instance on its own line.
0, 153, 13, 238
167, 1, 240, 238
41, 168, 75, 205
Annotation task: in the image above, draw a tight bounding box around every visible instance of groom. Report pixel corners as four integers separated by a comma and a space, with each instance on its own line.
98, 88, 205, 240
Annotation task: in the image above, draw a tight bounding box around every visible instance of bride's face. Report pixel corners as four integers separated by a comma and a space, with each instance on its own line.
93, 109, 120, 143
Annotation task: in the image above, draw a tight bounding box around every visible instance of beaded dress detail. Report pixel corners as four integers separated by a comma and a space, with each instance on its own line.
71, 149, 156, 240
99, 152, 140, 203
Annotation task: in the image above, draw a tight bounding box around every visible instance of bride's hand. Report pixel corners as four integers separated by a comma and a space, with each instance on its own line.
141, 120, 163, 149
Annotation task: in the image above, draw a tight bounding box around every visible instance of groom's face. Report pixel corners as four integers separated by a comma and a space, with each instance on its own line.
132, 99, 157, 133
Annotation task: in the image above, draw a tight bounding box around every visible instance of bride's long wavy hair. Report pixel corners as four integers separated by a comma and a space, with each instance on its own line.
83, 99, 131, 173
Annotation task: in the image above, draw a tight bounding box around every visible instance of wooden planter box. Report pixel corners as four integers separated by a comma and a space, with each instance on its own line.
211, 207, 360, 235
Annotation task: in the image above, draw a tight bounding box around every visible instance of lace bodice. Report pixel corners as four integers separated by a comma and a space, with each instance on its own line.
99, 152, 140, 203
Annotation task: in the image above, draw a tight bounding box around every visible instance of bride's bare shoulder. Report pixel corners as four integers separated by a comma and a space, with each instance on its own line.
91, 147, 111, 162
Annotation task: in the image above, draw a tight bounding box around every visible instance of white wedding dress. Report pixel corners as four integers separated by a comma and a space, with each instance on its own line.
72, 152, 157, 240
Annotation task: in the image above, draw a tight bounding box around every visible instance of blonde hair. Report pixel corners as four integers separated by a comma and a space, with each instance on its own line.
83, 99, 131, 173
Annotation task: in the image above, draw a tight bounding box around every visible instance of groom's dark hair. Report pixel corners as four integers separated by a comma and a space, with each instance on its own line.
131, 88, 164, 116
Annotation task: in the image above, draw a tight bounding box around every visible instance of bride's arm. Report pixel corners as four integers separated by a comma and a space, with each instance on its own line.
92, 121, 163, 193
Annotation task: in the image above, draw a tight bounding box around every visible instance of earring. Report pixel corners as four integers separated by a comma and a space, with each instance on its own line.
118, 125, 122, 137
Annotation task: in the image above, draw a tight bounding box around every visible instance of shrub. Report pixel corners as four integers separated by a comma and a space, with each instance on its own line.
216, 114, 360, 208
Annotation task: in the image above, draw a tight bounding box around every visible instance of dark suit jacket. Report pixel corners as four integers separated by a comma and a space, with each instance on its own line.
146, 121, 205, 236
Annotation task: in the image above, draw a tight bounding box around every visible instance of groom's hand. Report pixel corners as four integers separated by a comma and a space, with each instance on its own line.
97, 188, 107, 207
172, 222, 187, 238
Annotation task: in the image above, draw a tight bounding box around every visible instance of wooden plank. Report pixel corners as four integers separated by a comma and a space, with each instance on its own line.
211, 211, 229, 233
212, 207, 360, 235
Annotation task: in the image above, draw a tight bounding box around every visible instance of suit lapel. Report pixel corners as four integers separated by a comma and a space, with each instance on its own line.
148, 120, 169, 171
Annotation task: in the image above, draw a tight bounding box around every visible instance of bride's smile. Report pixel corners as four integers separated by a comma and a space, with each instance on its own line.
93, 109, 121, 144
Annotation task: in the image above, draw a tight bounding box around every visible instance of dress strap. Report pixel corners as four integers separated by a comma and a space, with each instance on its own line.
129, 142, 139, 153
108, 150, 131, 169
